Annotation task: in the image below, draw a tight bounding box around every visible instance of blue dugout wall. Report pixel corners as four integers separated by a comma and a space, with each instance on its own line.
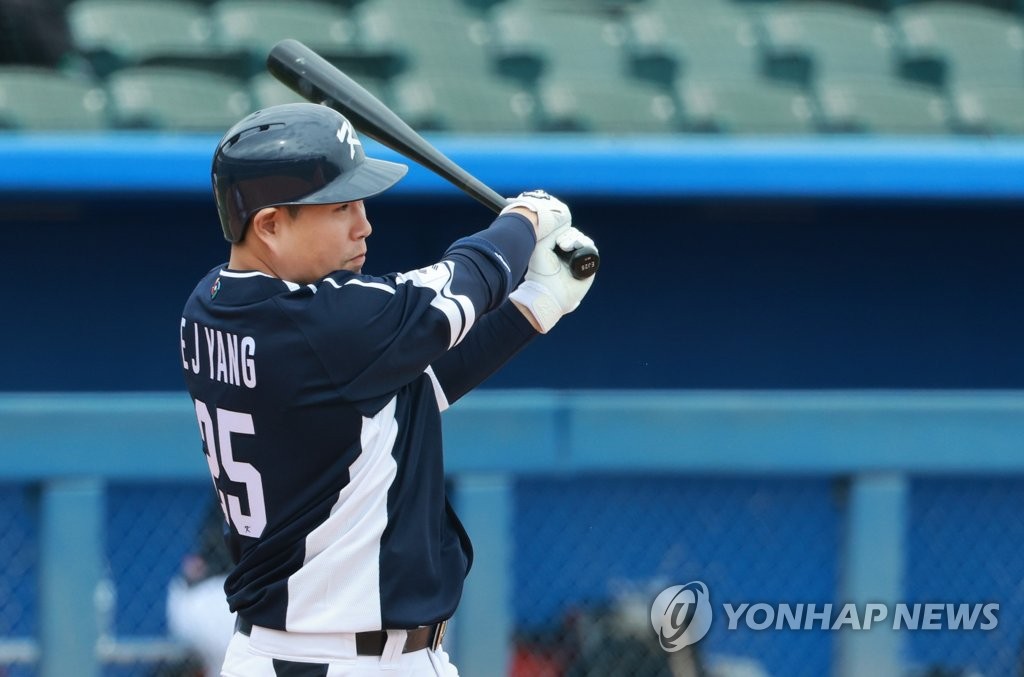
2, 134, 1024, 677
3, 134, 1024, 391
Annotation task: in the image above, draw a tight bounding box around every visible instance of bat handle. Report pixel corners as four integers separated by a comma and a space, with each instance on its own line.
557, 244, 600, 279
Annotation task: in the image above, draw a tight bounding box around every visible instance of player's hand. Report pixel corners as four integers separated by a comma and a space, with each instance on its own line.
500, 190, 571, 241
509, 226, 597, 333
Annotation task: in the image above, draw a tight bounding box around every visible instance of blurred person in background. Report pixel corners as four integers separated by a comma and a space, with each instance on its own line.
163, 502, 235, 677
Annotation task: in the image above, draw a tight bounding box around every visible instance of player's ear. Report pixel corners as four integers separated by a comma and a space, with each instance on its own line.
249, 207, 281, 244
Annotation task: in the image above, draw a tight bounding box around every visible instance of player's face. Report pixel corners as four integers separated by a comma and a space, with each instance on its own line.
279, 201, 372, 281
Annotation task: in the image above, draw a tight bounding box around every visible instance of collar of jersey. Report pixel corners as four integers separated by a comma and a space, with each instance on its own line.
220, 267, 308, 292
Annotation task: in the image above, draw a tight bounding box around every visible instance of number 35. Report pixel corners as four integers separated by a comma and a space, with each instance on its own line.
194, 399, 267, 538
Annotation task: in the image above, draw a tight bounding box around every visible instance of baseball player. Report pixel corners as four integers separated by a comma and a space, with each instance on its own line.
179, 102, 597, 676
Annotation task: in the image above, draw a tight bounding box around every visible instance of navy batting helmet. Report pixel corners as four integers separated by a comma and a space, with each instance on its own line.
212, 103, 408, 242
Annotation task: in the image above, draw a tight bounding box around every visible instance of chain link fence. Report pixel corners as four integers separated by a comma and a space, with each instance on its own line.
0, 483, 36, 677
102, 483, 224, 677
511, 476, 841, 677
1, 476, 1023, 676
904, 477, 1024, 677
509, 474, 1024, 677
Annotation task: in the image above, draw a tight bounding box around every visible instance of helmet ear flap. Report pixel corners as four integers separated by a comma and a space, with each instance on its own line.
213, 176, 249, 243
211, 103, 407, 243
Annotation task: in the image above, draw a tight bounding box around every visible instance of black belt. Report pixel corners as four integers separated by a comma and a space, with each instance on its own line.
234, 616, 448, 655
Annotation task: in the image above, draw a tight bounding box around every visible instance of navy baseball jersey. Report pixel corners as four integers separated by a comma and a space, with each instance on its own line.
179, 213, 536, 633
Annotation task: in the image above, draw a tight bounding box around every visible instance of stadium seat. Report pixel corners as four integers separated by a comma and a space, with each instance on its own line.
247, 72, 306, 109
675, 77, 817, 134
815, 77, 951, 134
497, 0, 647, 8
67, 0, 218, 76
949, 83, 1024, 134
488, 4, 631, 84
210, 0, 359, 77
624, 1, 763, 85
388, 70, 536, 133
353, 0, 491, 79
893, 2, 1024, 86
0, 66, 108, 130
536, 75, 678, 133
757, 2, 897, 85
248, 71, 390, 110
105, 66, 252, 130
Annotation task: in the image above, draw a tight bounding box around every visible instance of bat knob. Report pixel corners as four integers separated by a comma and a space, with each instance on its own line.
557, 244, 600, 280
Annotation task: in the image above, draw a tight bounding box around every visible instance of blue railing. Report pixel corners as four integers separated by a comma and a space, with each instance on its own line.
1, 134, 1023, 199
3, 390, 1024, 676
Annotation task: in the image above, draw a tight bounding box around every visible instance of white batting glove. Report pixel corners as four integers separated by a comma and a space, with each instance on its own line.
499, 189, 571, 241
509, 226, 597, 333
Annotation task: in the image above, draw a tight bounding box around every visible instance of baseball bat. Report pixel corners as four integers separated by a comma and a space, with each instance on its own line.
266, 38, 599, 280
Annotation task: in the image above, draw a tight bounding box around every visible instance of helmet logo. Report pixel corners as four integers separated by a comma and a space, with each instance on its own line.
337, 120, 362, 160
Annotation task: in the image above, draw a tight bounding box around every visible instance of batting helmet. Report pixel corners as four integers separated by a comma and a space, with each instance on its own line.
212, 103, 408, 242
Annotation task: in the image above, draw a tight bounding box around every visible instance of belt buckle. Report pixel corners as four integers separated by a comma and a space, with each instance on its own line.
431, 619, 448, 651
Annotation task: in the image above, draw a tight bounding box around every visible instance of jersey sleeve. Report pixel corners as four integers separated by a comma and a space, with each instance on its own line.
274, 213, 535, 408
429, 299, 539, 409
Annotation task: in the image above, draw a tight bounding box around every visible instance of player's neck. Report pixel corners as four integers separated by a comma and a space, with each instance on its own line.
228, 246, 278, 278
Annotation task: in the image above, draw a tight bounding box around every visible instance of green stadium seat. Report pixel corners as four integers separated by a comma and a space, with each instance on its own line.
675, 77, 817, 134
893, 2, 1024, 86
815, 77, 951, 134
0, 66, 108, 130
488, 4, 630, 84
496, 0, 645, 9
210, 0, 359, 77
248, 72, 306, 109
67, 0, 217, 76
105, 66, 251, 130
625, 1, 763, 85
757, 2, 897, 84
353, 0, 491, 79
389, 71, 536, 133
248, 71, 391, 111
536, 75, 678, 133
949, 83, 1024, 134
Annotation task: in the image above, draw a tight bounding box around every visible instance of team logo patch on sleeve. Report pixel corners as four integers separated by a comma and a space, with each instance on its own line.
210, 277, 221, 299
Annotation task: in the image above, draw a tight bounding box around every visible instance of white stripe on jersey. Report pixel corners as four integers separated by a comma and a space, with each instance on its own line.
338, 278, 396, 294
219, 269, 272, 278
219, 269, 303, 292
424, 366, 449, 413
283, 397, 399, 633
397, 262, 475, 349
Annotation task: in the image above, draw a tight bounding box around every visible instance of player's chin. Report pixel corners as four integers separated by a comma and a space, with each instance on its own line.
343, 255, 366, 273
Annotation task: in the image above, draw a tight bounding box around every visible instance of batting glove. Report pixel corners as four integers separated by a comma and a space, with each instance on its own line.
509, 226, 597, 333
500, 190, 572, 241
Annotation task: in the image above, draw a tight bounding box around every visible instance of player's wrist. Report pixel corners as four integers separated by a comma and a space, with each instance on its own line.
503, 206, 540, 237
500, 190, 571, 241
509, 280, 563, 333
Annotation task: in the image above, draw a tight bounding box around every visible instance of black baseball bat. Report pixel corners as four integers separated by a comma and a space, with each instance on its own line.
266, 38, 599, 280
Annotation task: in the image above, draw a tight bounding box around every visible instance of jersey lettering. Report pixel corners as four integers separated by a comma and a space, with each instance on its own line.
180, 318, 257, 388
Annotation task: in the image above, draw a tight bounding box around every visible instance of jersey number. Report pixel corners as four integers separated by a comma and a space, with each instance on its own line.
194, 399, 267, 538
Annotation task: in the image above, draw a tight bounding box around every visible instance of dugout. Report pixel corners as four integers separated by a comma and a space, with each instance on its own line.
2, 134, 1024, 391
